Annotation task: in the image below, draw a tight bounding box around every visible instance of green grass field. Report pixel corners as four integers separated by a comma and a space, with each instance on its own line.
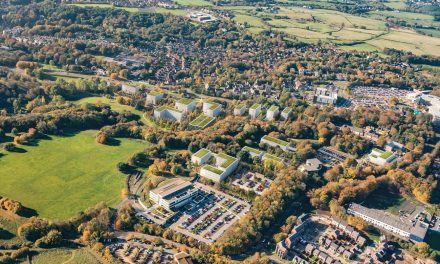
173, 0, 212, 6
0, 130, 147, 220
29, 248, 102, 264
76, 96, 144, 117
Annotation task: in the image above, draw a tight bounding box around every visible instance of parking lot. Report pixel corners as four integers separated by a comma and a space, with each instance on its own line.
317, 147, 349, 166
137, 182, 250, 244
170, 183, 250, 244
108, 241, 174, 264
232, 171, 273, 195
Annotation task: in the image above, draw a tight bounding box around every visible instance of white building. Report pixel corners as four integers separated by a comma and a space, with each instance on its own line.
149, 179, 198, 211
203, 101, 222, 117
121, 84, 140, 94
347, 203, 428, 243
266, 105, 280, 121
175, 98, 197, 112
409, 92, 440, 126
191, 148, 212, 165
234, 104, 247, 116
249, 103, 262, 118
314, 86, 338, 105
154, 106, 185, 122
146, 91, 164, 105
368, 148, 397, 166
200, 153, 239, 182
281, 107, 292, 120
299, 158, 323, 173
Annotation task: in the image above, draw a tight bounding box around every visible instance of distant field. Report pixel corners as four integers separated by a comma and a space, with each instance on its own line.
222, 4, 440, 56
30, 248, 102, 264
173, 0, 212, 6
0, 130, 146, 220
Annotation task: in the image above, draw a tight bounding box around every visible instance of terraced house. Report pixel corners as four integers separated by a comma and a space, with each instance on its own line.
200, 152, 239, 182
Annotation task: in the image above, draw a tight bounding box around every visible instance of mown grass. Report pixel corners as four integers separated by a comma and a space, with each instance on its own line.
29, 248, 102, 264
0, 130, 147, 220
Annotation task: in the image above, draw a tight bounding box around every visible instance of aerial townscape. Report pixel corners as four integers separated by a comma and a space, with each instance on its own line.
0, 0, 440, 263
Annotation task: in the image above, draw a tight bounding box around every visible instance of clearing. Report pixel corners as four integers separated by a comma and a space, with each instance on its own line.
0, 130, 146, 220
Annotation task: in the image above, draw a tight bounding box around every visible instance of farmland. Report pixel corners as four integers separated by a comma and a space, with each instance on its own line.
0, 130, 146, 220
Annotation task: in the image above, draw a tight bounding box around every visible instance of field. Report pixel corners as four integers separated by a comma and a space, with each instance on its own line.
76, 96, 144, 117
173, 0, 212, 6
28, 248, 102, 264
221, 5, 440, 56
0, 130, 146, 220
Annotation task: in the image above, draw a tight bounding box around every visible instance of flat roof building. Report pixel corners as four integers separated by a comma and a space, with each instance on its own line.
150, 179, 198, 211
154, 106, 185, 122
347, 203, 428, 243
369, 148, 397, 166
191, 148, 212, 165
176, 98, 197, 112
249, 103, 262, 118
146, 91, 164, 105
266, 105, 280, 121
234, 104, 247, 116
200, 152, 239, 182
203, 101, 222, 117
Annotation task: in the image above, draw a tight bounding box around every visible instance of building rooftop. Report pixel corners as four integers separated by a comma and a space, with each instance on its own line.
189, 114, 215, 129
193, 148, 211, 159
151, 179, 192, 199
202, 164, 224, 175
217, 153, 238, 169
177, 98, 195, 105
372, 148, 393, 159
235, 104, 246, 110
242, 146, 263, 155
263, 153, 283, 162
261, 135, 289, 147
250, 103, 262, 110
156, 106, 183, 113
282, 107, 292, 114
205, 101, 221, 110
348, 203, 428, 240
268, 105, 279, 112
149, 90, 163, 96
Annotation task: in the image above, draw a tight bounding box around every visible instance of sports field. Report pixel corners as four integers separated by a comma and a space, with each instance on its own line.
0, 130, 146, 220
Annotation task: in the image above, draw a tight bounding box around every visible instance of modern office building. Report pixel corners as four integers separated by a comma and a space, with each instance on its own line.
149, 179, 198, 211
200, 152, 239, 182
175, 98, 197, 112
203, 101, 222, 117
191, 148, 212, 165
281, 107, 292, 120
266, 105, 280, 121
368, 148, 397, 166
249, 103, 262, 118
314, 86, 338, 105
234, 104, 247, 116
347, 203, 428, 243
154, 106, 185, 122
146, 91, 164, 105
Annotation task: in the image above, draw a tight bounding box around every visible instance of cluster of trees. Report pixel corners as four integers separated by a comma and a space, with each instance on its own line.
0, 196, 23, 214
214, 168, 310, 254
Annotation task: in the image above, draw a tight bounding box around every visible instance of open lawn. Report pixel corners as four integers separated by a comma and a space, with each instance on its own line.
28, 248, 102, 264
76, 96, 144, 117
0, 130, 147, 220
